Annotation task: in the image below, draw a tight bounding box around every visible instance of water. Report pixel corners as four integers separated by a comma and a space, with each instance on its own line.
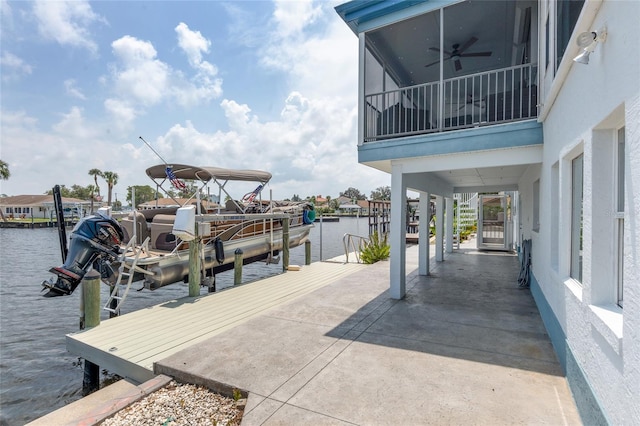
0, 217, 368, 424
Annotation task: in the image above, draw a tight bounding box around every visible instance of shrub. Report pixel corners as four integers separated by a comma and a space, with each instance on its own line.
360, 231, 390, 264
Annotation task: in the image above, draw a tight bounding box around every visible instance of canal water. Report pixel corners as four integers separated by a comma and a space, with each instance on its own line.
0, 217, 369, 424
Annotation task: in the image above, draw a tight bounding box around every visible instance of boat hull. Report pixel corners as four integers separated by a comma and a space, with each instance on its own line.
124, 224, 312, 289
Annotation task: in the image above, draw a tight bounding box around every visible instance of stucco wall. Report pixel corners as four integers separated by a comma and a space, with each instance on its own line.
526, 0, 640, 423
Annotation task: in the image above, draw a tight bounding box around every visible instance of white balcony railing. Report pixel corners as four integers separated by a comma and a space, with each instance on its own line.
364, 63, 538, 142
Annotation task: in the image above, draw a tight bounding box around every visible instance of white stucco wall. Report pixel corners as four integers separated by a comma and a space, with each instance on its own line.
525, 0, 640, 422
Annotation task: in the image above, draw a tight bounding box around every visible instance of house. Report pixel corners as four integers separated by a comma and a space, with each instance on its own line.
336, 0, 639, 423
0, 195, 92, 220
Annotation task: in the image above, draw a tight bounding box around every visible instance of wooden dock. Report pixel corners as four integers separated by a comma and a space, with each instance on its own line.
66, 261, 368, 383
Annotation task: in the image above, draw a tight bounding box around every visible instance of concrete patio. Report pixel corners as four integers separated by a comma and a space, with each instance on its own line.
154, 242, 581, 425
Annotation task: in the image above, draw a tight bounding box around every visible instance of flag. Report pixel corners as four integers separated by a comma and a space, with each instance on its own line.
166, 167, 187, 190
243, 185, 263, 202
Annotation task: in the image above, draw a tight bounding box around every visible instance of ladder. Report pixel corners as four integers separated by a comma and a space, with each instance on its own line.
103, 237, 152, 315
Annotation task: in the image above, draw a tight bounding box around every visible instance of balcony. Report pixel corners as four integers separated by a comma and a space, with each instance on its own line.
364, 63, 538, 142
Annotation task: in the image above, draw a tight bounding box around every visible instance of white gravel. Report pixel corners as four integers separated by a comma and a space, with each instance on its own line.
101, 381, 244, 425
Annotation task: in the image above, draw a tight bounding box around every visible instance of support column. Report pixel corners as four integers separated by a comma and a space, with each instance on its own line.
446, 197, 454, 253
435, 195, 444, 262
418, 192, 430, 276
390, 165, 407, 299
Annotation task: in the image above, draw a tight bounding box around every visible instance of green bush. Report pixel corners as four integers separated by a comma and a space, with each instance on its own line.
360, 231, 390, 264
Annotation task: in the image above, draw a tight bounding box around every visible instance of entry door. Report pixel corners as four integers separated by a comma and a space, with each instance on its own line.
478, 194, 509, 250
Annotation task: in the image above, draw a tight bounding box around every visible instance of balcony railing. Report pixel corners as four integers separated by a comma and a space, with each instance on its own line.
364, 63, 538, 142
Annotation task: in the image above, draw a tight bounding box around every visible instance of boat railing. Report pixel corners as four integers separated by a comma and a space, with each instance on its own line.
343, 233, 369, 263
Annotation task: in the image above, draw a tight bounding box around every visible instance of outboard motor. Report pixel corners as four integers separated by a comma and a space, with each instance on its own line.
41, 212, 124, 297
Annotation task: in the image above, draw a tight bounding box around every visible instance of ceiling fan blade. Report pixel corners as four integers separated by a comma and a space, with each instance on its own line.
429, 47, 452, 55
457, 36, 478, 54
424, 59, 440, 68
425, 56, 453, 68
460, 51, 492, 57
454, 59, 462, 71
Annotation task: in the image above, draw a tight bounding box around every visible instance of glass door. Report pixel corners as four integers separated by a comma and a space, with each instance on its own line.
478, 194, 509, 250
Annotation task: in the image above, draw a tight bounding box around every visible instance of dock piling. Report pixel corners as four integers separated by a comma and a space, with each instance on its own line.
234, 249, 243, 286
305, 240, 311, 265
282, 217, 290, 272
188, 224, 201, 297
80, 270, 100, 395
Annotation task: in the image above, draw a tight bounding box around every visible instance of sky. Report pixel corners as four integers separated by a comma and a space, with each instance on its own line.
0, 0, 390, 203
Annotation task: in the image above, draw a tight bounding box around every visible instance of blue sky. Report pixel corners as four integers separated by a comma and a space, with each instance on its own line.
1, 0, 390, 202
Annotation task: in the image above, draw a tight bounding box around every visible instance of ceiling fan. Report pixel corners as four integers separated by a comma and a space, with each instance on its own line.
425, 36, 492, 71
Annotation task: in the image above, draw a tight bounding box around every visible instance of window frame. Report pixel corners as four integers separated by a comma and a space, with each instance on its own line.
570, 153, 584, 283
614, 126, 625, 307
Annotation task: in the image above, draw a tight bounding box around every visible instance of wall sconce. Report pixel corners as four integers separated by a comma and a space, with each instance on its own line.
573, 30, 607, 64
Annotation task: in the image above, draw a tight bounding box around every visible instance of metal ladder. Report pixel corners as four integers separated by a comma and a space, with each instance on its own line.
342, 233, 369, 263
103, 236, 151, 315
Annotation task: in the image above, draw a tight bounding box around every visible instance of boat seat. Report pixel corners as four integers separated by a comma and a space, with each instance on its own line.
223, 199, 243, 213
150, 214, 178, 250
140, 207, 179, 221
120, 211, 150, 244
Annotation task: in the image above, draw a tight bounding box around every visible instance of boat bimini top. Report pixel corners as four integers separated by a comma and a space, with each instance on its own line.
145, 164, 273, 214
145, 164, 272, 184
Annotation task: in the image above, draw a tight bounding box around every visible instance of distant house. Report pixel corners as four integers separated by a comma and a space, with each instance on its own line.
314, 195, 329, 207
0, 195, 92, 219
338, 198, 370, 215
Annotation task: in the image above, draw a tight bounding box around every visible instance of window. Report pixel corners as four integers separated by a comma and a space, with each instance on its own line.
533, 179, 540, 232
556, 0, 585, 70
570, 154, 583, 282
550, 163, 560, 271
545, 14, 550, 71
615, 127, 625, 307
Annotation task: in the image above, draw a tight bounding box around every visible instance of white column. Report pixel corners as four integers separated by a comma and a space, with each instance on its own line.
445, 197, 454, 253
419, 192, 430, 275
390, 165, 407, 299
435, 195, 444, 261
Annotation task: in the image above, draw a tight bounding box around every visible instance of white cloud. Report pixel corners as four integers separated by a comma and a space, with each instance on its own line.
104, 98, 137, 131
32, 0, 103, 53
64, 79, 86, 100
0, 51, 33, 80
175, 22, 211, 69
109, 33, 222, 112
0, 107, 149, 196
111, 35, 169, 106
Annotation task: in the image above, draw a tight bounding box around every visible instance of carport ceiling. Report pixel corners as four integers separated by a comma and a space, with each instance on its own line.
431, 165, 529, 188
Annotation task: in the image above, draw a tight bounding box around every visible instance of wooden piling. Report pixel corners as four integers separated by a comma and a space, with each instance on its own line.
188, 224, 201, 297
81, 270, 100, 395
282, 217, 290, 272
81, 270, 101, 329
305, 240, 311, 265
234, 249, 243, 286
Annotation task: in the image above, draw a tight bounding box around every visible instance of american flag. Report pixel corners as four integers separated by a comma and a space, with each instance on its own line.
166, 166, 187, 190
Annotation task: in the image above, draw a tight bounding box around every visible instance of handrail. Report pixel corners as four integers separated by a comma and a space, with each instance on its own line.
343, 233, 369, 263
364, 63, 538, 141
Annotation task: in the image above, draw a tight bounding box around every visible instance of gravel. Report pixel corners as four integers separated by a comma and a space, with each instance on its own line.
101, 381, 244, 425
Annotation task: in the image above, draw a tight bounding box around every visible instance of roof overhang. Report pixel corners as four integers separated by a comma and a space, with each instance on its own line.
335, 0, 462, 34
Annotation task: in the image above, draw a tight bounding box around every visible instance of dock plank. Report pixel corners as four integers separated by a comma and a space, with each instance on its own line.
67, 261, 368, 383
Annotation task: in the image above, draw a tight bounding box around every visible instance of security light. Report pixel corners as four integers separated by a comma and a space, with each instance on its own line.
573, 30, 607, 65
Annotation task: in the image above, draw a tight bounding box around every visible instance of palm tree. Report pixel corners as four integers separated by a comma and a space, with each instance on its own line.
102, 171, 119, 206
0, 160, 10, 180
88, 168, 103, 197
87, 184, 97, 214
0, 160, 9, 222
